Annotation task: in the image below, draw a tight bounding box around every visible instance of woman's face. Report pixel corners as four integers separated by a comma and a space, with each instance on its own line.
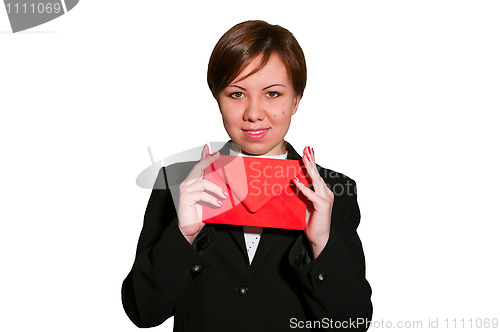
217, 53, 300, 156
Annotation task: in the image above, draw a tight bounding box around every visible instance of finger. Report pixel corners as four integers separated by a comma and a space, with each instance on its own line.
183, 151, 220, 183
186, 191, 224, 208
183, 179, 229, 199
293, 176, 323, 207
302, 146, 327, 196
194, 151, 220, 172
201, 143, 209, 159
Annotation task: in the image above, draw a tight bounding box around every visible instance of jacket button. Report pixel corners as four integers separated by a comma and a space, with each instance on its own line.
238, 286, 248, 296
316, 273, 326, 283
191, 264, 202, 274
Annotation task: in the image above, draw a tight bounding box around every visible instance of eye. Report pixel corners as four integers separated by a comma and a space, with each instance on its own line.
266, 91, 281, 98
229, 92, 244, 99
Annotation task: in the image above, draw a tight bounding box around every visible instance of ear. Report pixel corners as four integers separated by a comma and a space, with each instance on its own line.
292, 95, 301, 115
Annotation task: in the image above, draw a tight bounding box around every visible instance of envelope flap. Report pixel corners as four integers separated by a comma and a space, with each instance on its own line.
241, 157, 305, 212
205, 155, 307, 213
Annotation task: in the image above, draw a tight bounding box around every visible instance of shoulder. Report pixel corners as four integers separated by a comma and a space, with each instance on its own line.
288, 163, 364, 272
315, 163, 358, 198
315, 164, 360, 235
153, 161, 198, 190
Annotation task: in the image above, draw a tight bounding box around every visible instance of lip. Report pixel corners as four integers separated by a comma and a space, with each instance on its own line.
242, 128, 270, 140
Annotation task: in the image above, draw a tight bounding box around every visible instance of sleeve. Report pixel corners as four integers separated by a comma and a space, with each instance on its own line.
288, 177, 373, 331
121, 167, 212, 328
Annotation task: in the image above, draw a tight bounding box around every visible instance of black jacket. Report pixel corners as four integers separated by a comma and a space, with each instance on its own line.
122, 141, 372, 331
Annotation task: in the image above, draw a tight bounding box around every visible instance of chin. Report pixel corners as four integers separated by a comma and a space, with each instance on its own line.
232, 140, 262, 155
241, 142, 279, 156
239, 146, 263, 155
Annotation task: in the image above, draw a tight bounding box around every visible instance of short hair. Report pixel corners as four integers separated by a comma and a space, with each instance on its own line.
207, 20, 307, 98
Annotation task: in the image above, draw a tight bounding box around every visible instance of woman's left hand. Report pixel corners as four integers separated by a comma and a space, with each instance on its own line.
293, 146, 334, 259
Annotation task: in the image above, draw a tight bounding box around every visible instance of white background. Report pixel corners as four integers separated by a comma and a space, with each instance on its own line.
1, 1, 499, 331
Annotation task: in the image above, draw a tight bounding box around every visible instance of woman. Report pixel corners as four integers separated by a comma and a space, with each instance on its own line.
122, 20, 372, 331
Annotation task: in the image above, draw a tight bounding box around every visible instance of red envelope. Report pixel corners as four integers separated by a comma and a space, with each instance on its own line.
202, 155, 308, 230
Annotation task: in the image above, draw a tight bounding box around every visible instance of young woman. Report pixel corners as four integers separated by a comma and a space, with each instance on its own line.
122, 20, 372, 331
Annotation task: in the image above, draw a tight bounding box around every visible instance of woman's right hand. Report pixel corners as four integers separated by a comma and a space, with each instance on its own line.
177, 144, 228, 244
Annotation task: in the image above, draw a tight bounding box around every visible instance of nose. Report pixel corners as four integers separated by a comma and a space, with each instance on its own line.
243, 97, 265, 122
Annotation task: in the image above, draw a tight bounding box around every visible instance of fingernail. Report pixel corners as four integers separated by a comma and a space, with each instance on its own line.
222, 190, 229, 198
306, 154, 310, 162
312, 147, 314, 155
217, 200, 223, 206
307, 146, 311, 154
294, 175, 300, 182
210, 151, 219, 156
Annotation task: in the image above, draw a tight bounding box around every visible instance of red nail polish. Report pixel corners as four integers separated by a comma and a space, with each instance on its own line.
222, 190, 229, 198
306, 154, 310, 162
312, 147, 315, 155
308, 146, 311, 154
294, 175, 300, 182
217, 200, 223, 206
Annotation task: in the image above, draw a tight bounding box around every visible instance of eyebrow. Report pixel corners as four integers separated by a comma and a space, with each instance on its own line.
263, 84, 286, 90
227, 84, 246, 90
227, 84, 286, 90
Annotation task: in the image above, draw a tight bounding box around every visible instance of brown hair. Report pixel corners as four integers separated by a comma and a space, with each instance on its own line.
207, 20, 307, 98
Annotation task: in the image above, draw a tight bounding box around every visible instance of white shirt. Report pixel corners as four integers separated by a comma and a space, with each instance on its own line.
229, 143, 288, 264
